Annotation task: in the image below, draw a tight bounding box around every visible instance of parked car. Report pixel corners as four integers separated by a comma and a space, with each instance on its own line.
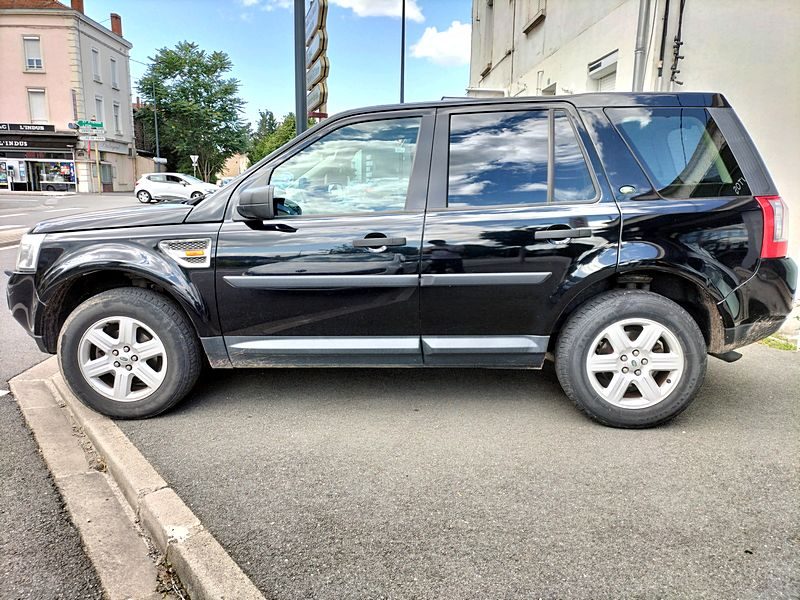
134, 172, 217, 203
217, 177, 235, 187
7, 93, 796, 427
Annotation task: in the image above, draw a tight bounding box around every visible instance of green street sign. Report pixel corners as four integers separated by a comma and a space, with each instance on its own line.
77, 120, 104, 128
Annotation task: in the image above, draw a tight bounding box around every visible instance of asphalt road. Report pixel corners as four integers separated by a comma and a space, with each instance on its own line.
117, 344, 799, 600
0, 192, 137, 235
0, 194, 137, 600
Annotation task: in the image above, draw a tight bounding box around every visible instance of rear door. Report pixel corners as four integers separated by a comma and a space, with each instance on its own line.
420, 103, 620, 366
215, 109, 434, 366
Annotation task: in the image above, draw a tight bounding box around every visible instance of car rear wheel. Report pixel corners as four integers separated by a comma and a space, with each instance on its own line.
555, 290, 707, 428
58, 287, 201, 418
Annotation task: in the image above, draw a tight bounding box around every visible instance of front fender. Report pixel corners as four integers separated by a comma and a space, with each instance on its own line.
37, 241, 214, 337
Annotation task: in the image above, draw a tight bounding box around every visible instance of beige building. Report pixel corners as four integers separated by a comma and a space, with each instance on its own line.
468, 0, 800, 257
0, 0, 135, 193
216, 153, 250, 183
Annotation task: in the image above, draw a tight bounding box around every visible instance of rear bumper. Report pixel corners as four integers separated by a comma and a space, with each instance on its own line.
721, 257, 797, 350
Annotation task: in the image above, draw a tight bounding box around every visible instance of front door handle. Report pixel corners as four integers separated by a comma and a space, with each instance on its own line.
534, 227, 592, 240
353, 237, 407, 248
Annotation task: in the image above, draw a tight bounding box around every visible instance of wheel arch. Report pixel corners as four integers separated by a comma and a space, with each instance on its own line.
36, 247, 214, 353
550, 266, 732, 354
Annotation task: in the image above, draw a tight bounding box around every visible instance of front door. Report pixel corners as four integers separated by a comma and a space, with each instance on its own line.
420, 103, 620, 366
216, 110, 434, 366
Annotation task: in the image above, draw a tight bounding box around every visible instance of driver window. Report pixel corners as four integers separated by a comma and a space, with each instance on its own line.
269, 117, 421, 216
165, 175, 183, 185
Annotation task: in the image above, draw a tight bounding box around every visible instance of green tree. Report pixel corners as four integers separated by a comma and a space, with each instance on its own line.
248, 113, 305, 164
252, 109, 278, 141
136, 41, 249, 181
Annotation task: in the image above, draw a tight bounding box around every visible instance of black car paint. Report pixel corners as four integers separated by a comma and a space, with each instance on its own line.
6, 93, 796, 367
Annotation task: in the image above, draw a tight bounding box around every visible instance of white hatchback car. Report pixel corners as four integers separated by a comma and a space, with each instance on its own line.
134, 173, 218, 203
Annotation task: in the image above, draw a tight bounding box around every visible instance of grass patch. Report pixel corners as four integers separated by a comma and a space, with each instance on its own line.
759, 334, 798, 351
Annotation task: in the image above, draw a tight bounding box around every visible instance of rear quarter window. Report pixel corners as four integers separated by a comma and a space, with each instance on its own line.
607, 107, 750, 198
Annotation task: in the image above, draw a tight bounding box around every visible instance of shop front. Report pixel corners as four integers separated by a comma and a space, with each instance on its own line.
0, 125, 78, 192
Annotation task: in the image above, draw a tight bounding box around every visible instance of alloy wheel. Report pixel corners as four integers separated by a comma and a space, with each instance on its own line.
77, 316, 168, 402
585, 318, 685, 409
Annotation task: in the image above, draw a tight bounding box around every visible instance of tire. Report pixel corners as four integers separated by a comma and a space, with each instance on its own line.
58, 287, 202, 418
137, 190, 152, 203
555, 290, 707, 428
190, 191, 203, 200
45, 185, 55, 192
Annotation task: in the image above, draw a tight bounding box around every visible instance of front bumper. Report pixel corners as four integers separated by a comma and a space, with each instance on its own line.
6, 272, 49, 353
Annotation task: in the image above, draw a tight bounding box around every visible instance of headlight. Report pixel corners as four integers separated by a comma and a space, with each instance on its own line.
15, 233, 46, 273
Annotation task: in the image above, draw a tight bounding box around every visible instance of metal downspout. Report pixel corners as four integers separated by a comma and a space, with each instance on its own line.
632, 0, 653, 91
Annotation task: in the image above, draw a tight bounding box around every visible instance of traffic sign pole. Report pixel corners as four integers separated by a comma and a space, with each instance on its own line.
294, 0, 308, 135
95, 143, 101, 193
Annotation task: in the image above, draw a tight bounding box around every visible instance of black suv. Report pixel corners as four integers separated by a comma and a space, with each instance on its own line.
7, 93, 796, 427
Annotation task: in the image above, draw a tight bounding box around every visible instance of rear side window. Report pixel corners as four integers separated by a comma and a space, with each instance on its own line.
148, 174, 166, 182
447, 109, 596, 208
607, 107, 750, 198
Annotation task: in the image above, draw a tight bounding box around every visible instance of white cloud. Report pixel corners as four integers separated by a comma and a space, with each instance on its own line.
240, 0, 260, 6
331, 0, 424, 22
411, 20, 470, 66
262, 0, 292, 9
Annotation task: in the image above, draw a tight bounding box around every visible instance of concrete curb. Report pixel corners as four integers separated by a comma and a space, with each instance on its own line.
14, 359, 265, 600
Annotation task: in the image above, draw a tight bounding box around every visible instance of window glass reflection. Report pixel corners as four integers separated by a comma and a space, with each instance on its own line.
608, 107, 750, 198
448, 111, 548, 208
553, 110, 596, 201
270, 118, 421, 216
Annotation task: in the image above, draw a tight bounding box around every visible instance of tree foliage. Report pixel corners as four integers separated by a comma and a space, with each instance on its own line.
248, 112, 295, 164
136, 42, 249, 181
252, 109, 278, 141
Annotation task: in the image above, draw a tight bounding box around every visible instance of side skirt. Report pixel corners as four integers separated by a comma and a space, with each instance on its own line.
216, 335, 550, 369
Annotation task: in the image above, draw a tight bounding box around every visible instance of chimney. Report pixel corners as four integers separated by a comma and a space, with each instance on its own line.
110, 13, 123, 36
71, 0, 84, 13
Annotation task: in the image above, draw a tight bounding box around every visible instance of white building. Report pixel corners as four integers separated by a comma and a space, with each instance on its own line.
468, 0, 800, 256
0, 0, 136, 193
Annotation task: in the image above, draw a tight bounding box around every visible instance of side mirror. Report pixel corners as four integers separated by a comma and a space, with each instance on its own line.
237, 185, 275, 220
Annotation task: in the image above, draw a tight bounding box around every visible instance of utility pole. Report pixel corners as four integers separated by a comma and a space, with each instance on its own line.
294, 0, 308, 135
152, 81, 161, 168
400, 0, 406, 103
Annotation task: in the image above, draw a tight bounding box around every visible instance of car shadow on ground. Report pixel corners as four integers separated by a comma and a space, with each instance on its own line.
171, 359, 579, 419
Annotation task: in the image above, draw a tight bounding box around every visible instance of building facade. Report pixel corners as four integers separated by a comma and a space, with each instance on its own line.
468, 0, 800, 256
0, 0, 135, 192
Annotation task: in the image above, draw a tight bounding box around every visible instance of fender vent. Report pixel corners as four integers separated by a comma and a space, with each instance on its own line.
158, 238, 212, 268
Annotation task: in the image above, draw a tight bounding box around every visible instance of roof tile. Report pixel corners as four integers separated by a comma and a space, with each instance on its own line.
0, 0, 69, 9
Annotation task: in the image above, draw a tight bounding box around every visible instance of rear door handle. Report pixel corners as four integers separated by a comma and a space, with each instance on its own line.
534, 227, 592, 240
353, 237, 407, 248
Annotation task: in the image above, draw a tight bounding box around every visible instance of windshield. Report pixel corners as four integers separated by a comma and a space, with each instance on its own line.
181, 174, 207, 185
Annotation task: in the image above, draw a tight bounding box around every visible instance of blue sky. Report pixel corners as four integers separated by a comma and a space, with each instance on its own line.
83, 0, 471, 126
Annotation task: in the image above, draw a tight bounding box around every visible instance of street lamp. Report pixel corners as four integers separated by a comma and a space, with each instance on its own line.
131, 57, 162, 169
152, 80, 161, 164
400, 0, 406, 103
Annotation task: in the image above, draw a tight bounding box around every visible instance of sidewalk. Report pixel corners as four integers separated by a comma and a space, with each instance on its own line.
8, 358, 263, 600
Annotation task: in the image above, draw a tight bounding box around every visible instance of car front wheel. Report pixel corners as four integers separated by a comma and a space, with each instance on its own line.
137, 190, 152, 203
555, 290, 707, 428
58, 288, 201, 418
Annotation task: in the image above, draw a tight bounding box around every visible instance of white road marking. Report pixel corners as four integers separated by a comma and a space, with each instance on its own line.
43, 208, 81, 213
0, 213, 26, 219
0, 390, 9, 398
0, 225, 23, 230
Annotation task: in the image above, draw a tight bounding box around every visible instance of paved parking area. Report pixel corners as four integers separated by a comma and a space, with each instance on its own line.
118, 343, 799, 599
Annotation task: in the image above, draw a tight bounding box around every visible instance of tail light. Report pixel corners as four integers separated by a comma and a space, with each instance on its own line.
755, 195, 789, 258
